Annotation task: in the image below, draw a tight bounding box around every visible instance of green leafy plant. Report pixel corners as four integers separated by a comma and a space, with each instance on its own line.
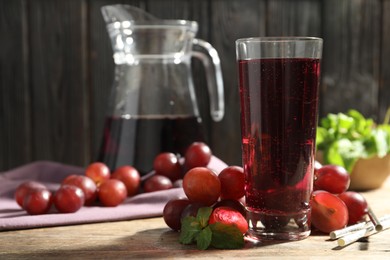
316, 109, 390, 172
179, 207, 244, 250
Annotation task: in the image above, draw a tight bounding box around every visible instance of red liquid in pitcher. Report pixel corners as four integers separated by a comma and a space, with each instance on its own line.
97, 115, 205, 175
238, 58, 320, 229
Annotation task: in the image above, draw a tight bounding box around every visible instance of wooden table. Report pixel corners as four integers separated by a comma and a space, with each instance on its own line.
1, 180, 390, 259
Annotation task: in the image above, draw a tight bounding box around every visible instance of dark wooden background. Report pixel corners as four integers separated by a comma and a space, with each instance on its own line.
1, 0, 389, 172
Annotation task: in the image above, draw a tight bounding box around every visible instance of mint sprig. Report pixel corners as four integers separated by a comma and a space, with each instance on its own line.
179, 207, 245, 250
316, 109, 390, 172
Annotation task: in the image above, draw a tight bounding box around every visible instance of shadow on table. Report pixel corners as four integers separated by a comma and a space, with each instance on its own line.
108, 227, 292, 258
0, 226, 298, 259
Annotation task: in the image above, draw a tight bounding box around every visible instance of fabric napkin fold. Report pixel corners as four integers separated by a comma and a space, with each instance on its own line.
0, 156, 227, 231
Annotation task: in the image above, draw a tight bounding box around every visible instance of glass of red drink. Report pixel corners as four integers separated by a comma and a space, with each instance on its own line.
236, 37, 323, 241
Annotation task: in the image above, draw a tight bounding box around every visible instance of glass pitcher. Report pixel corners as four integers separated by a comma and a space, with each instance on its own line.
98, 5, 225, 174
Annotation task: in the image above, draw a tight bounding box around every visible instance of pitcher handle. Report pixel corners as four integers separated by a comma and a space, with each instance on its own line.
191, 38, 225, 122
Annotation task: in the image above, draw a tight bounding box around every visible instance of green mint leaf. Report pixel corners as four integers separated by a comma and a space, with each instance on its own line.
315, 127, 327, 149
196, 207, 213, 228
370, 128, 388, 157
209, 222, 245, 249
179, 216, 202, 245
324, 141, 345, 167
196, 226, 212, 250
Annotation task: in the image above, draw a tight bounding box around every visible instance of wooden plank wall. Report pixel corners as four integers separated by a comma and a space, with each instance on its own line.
1, 0, 389, 171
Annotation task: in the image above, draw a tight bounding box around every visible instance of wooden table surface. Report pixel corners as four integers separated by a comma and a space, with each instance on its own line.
1, 180, 390, 259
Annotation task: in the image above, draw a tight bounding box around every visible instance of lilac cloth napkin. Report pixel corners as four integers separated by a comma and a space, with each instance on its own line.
0, 156, 227, 231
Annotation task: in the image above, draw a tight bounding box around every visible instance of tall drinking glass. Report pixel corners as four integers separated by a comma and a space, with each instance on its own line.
236, 37, 323, 241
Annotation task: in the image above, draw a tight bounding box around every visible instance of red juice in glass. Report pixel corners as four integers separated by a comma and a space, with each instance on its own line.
236, 37, 322, 241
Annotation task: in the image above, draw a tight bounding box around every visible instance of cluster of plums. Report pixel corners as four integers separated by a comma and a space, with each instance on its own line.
163, 159, 371, 235
14, 142, 216, 215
